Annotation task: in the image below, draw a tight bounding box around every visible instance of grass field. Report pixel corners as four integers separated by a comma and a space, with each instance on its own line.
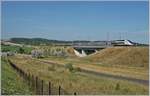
84, 47, 149, 68
41, 47, 149, 80
9, 55, 149, 95
1, 57, 32, 95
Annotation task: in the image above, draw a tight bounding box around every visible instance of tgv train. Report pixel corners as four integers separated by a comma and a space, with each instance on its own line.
111, 40, 134, 46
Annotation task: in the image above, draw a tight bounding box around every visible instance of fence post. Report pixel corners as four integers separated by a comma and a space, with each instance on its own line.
49, 81, 51, 95
32, 75, 34, 88
59, 86, 61, 95
74, 92, 77, 95
28, 73, 30, 86
35, 76, 38, 94
41, 80, 43, 95
20, 69, 23, 76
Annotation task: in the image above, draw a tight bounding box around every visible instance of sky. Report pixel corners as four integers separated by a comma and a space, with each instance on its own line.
1, 1, 149, 44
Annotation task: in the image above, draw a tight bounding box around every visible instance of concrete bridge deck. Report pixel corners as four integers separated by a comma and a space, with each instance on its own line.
73, 45, 111, 49
72, 45, 112, 57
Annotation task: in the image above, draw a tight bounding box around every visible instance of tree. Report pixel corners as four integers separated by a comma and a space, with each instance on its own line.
19, 47, 25, 54
65, 63, 74, 72
115, 83, 120, 90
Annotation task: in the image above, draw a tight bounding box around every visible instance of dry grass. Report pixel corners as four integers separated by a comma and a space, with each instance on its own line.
8, 55, 149, 95
66, 47, 77, 57
84, 47, 149, 68
41, 47, 149, 80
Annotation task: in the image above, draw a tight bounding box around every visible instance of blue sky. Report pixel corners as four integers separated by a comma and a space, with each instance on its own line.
2, 1, 149, 44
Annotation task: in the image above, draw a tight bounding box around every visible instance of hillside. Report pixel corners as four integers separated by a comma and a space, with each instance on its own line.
66, 47, 77, 57
9, 38, 95, 45
9, 38, 68, 45
84, 47, 149, 68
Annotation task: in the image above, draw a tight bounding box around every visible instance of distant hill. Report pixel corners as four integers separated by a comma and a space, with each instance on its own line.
9, 38, 104, 46
8, 37, 148, 46
9, 38, 72, 45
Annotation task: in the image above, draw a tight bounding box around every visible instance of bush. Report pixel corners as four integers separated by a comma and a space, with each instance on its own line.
115, 83, 120, 90
74, 67, 81, 72
19, 47, 25, 54
65, 63, 74, 72
31, 50, 44, 58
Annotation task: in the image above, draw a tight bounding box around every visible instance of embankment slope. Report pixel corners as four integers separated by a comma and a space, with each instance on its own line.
84, 47, 149, 68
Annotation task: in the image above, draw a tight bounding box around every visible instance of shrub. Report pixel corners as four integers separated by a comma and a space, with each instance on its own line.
19, 47, 25, 54
115, 83, 120, 90
65, 63, 74, 72
75, 67, 81, 72
31, 50, 44, 58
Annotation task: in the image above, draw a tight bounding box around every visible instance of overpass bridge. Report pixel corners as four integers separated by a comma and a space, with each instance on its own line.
72, 45, 112, 57
72, 40, 135, 57
73, 45, 109, 49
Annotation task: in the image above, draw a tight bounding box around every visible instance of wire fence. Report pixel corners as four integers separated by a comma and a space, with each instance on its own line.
6, 59, 149, 95
8, 59, 77, 95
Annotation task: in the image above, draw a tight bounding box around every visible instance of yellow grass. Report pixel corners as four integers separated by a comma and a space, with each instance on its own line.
84, 47, 149, 68
41, 47, 149, 80
9, 55, 149, 95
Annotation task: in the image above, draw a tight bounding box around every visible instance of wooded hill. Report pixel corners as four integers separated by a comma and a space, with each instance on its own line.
8, 38, 148, 46
9, 38, 93, 45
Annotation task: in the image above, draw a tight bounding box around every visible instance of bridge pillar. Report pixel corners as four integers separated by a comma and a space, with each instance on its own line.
95, 49, 98, 53
81, 50, 87, 56
73, 49, 86, 57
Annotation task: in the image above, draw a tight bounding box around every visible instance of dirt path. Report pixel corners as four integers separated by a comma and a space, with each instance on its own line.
40, 60, 149, 86
80, 68, 149, 86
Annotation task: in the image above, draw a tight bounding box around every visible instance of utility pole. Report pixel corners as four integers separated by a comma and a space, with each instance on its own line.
107, 32, 109, 41
125, 31, 127, 40
72, 40, 74, 46
122, 32, 124, 40
107, 32, 110, 46
119, 32, 122, 40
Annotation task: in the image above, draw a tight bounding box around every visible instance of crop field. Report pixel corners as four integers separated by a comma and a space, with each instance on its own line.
8, 54, 149, 95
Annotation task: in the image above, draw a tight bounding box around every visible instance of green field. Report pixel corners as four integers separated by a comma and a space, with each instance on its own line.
1, 45, 33, 54
1, 57, 32, 95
